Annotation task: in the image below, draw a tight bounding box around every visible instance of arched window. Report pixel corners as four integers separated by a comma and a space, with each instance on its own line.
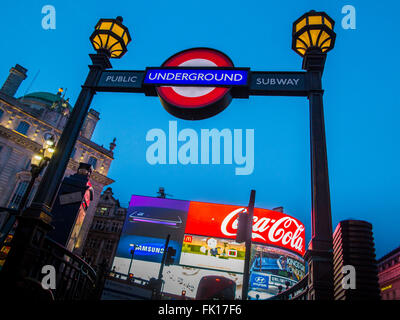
88, 156, 97, 170
16, 121, 30, 135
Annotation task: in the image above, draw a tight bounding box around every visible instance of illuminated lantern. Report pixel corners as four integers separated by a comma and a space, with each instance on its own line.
292, 10, 336, 57
90, 16, 131, 58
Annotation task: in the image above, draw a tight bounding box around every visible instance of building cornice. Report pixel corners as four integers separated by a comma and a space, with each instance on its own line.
0, 124, 42, 153
0, 92, 114, 159
378, 247, 400, 265
78, 135, 114, 160
68, 159, 114, 186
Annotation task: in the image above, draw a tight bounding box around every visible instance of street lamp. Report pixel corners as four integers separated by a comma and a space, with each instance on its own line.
90, 16, 131, 58
18, 134, 56, 214
292, 10, 336, 57
292, 10, 336, 300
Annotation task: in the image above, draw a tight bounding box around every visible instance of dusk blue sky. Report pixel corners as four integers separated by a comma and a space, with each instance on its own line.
1, 1, 398, 258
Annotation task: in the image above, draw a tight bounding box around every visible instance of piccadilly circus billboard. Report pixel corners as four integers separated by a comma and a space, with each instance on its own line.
112, 195, 306, 299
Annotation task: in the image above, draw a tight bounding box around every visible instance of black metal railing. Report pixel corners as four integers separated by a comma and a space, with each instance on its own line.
269, 274, 309, 300
0, 206, 105, 300
25, 237, 99, 300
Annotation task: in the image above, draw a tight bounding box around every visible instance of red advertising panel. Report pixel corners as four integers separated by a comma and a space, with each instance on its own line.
185, 201, 306, 256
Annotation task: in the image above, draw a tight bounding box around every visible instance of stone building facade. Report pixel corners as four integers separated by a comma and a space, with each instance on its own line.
82, 187, 126, 270
0, 64, 116, 254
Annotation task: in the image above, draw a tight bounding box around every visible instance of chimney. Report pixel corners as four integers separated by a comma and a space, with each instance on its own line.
81, 108, 100, 140
1, 64, 28, 97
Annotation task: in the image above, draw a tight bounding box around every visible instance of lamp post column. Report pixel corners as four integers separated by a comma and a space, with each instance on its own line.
242, 189, 256, 300
128, 245, 136, 276
304, 51, 334, 300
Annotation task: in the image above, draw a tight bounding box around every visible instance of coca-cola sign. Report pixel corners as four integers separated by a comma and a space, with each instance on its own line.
185, 201, 305, 256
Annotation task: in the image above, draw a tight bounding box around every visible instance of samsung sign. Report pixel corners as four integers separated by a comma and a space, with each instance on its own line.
144, 68, 248, 87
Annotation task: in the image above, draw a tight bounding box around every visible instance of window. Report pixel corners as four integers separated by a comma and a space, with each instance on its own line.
8, 181, 29, 209
111, 222, 118, 232
94, 220, 105, 230
0, 109, 4, 121
89, 238, 99, 249
116, 208, 125, 216
16, 121, 30, 135
88, 156, 97, 170
97, 207, 109, 216
25, 158, 31, 170
71, 147, 77, 159
105, 240, 114, 251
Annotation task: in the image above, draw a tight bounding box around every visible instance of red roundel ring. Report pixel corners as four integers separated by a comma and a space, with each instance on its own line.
156, 48, 234, 120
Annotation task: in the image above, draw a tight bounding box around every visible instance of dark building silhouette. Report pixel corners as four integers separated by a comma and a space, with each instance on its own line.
377, 246, 400, 299
82, 187, 126, 271
333, 220, 380, 300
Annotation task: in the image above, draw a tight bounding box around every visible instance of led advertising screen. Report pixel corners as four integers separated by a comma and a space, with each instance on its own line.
115, 235, 182, 265
163, 265, 243, 299
122, 195, 190, 242
248, 244, 306, 300
179, 234, 245, 273
111, 195, 306, 300
113, 196, 190, 273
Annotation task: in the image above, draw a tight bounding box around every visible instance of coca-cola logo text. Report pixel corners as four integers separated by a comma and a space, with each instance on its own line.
220, 208, 304, 254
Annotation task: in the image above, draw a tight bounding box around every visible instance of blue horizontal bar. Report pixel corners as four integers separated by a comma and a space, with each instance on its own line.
144, 68, 248, 86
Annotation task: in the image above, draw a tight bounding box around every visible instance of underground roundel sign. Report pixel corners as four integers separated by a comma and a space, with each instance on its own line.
155, 48, 234, 120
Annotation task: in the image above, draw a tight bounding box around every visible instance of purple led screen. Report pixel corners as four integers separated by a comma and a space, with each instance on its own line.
121, 195, 190, 245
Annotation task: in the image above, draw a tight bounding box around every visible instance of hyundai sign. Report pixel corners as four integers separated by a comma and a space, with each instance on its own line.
250, 273, 269, 290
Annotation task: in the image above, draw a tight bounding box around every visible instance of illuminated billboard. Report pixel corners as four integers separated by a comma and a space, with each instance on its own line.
185, 201, 306, 256
180, 234, 245, 273
163, 265, 243, 299
122, 195, 190, 241
248, 245, 306, 300
111, 195, 306, 300
114, 195, 190, 269
115, 235, 182, 264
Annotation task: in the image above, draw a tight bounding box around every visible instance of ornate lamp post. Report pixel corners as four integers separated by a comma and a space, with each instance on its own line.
0, 17, 131, 294
292, 10, 336, 300
29, 16, 131, 221
18, 134, 56, 214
